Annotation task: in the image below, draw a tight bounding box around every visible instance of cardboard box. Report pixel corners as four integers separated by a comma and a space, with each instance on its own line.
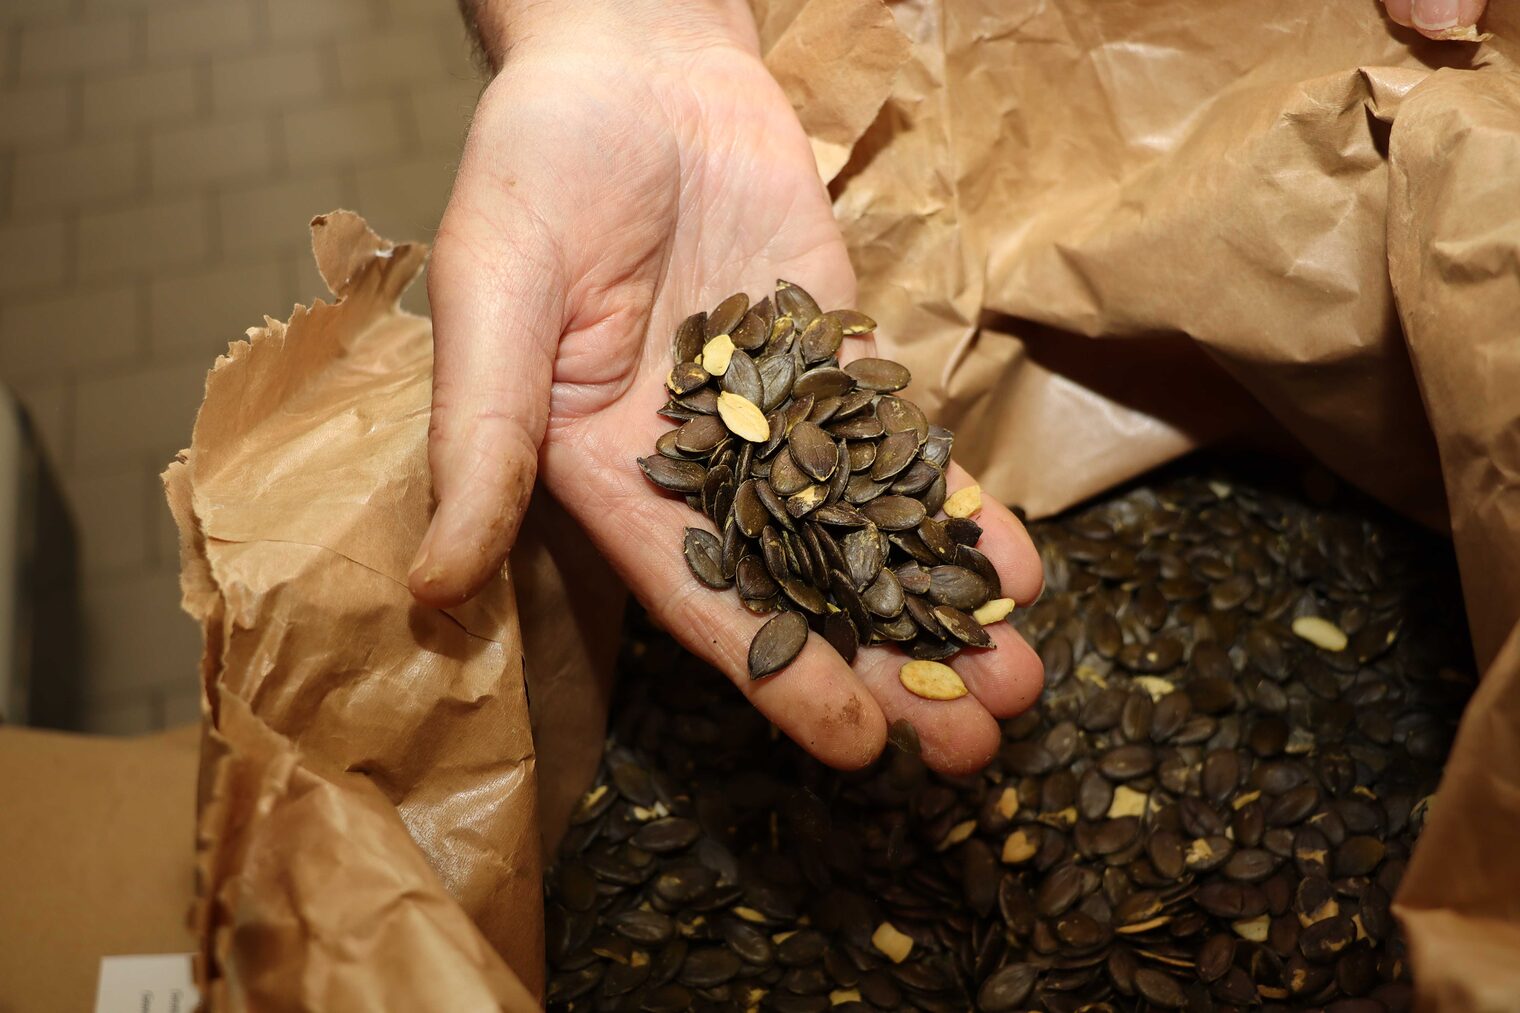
0, 725, 198, 1013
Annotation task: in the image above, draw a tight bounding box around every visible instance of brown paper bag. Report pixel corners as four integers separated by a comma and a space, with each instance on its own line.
810, 2, 1520, 1009
173, 213, 541, 1009
178, 1, 1520, 1008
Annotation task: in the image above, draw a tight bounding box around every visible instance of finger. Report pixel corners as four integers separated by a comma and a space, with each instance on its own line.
410, 202, 566, 609
944, 620, 1045, 718
566, 437, 888, 769
1411, 0, 1487, 35
1384, 0, 1415, 27
944, 462, 1044, 606
853, 643, 1003, 776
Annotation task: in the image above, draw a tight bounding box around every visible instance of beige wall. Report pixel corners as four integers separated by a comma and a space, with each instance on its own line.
0, 0, 482, 733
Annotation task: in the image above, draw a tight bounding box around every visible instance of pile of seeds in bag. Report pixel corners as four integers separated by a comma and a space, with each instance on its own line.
547, 462, 1472, 1013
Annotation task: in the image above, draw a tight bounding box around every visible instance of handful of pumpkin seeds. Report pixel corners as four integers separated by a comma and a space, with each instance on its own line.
637, 281, 1015, 694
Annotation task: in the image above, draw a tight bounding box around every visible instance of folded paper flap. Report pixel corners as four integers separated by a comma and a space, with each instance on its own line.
183, 212, 544, 1004
764, 0, 911, 183
1385, 68, 1520, 668
200, 696, 539, 1012
311, 209, 427, 303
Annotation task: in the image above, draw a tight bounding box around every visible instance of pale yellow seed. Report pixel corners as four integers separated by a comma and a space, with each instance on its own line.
936, 819, 977, 851
1286, 727, 1317, 754
1001, 829, 1037, 864
1115, 915, 1172, 935
1298, 896, 1339, 927
1353, 913, 1369, 941
717, 391, 770, 442
943, 484, 982, 518
630, 950, 650, 968
995, 786, 1019, 820
702, 333, 735, 376
1135, 948, 1194, 969
1186, 838, 1216, 867
1039, 806, 1077, 827
830, 989, 862, 1005
734, 906, 767, 923
973, 597, 1016, 625
1232, 915, 1270, 942
1231, 790, 1261, 811
1292, 615, 1348, 652
580, 784, 608, 809
871, 922, 914, 964
772, 930, 797, 944
899, 660, 969, 701
1108, 785, 1149, 819
1132, 676, 1175, 701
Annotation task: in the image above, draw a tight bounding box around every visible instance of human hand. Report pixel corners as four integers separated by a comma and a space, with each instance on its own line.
415, 0, 1045, 774
1379, 0, 1489, 38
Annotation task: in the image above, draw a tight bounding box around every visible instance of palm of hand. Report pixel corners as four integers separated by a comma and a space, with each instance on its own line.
425, 39, 1044, 774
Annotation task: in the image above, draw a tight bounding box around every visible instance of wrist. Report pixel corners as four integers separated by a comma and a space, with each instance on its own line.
463, 0, 758, 71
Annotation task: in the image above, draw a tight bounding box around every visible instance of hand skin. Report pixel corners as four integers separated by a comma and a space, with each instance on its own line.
417, 0, 1045, 776
1381, 0, 1489, 37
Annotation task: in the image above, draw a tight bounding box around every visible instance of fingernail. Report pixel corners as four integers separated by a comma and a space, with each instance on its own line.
1413, 0, 1460, 29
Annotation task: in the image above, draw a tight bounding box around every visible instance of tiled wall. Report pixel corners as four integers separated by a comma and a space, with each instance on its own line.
1, 0, 484, 733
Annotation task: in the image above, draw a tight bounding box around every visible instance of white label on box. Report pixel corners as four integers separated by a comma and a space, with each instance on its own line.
94, 953, 199, 1013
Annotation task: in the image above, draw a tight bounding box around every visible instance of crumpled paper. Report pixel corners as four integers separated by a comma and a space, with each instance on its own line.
823, 3, 1520, 1010
180, 1, 1520, 1008
173, 213, 541, 1010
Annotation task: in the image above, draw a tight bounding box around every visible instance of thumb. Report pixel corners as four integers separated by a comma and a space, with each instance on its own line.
410, 200, 566, 608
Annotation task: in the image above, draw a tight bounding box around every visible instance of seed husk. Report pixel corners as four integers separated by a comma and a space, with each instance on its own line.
705, 292, 749, 338
827, 308, 876, 335
844, 357, 911, 393
716, 391, 770, 442
788, 421, 838, 482
748, 611, 808, 679
785, 484, 828, 519
861, 569, 906, 618
675, 414, 727, 454
721, 348, 764, 405
823, 611, 858, 663
799, 314, 844, 364
870, 431, 921, 481
775, 279, 821, 327
736, 555, 779, 601
927, 565, 990, 610
683, 528, 730, 589
932, 605, 993, 648
812, 502, 869, 527
667, 361, 711, 395
792, 366, 855, 401
758, 353, 797, 412
863, 495, 927, 532
673, 311, 706, 363
639, 456, 706, 493
730, 309, 768, 351
899, 660, 969, 701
